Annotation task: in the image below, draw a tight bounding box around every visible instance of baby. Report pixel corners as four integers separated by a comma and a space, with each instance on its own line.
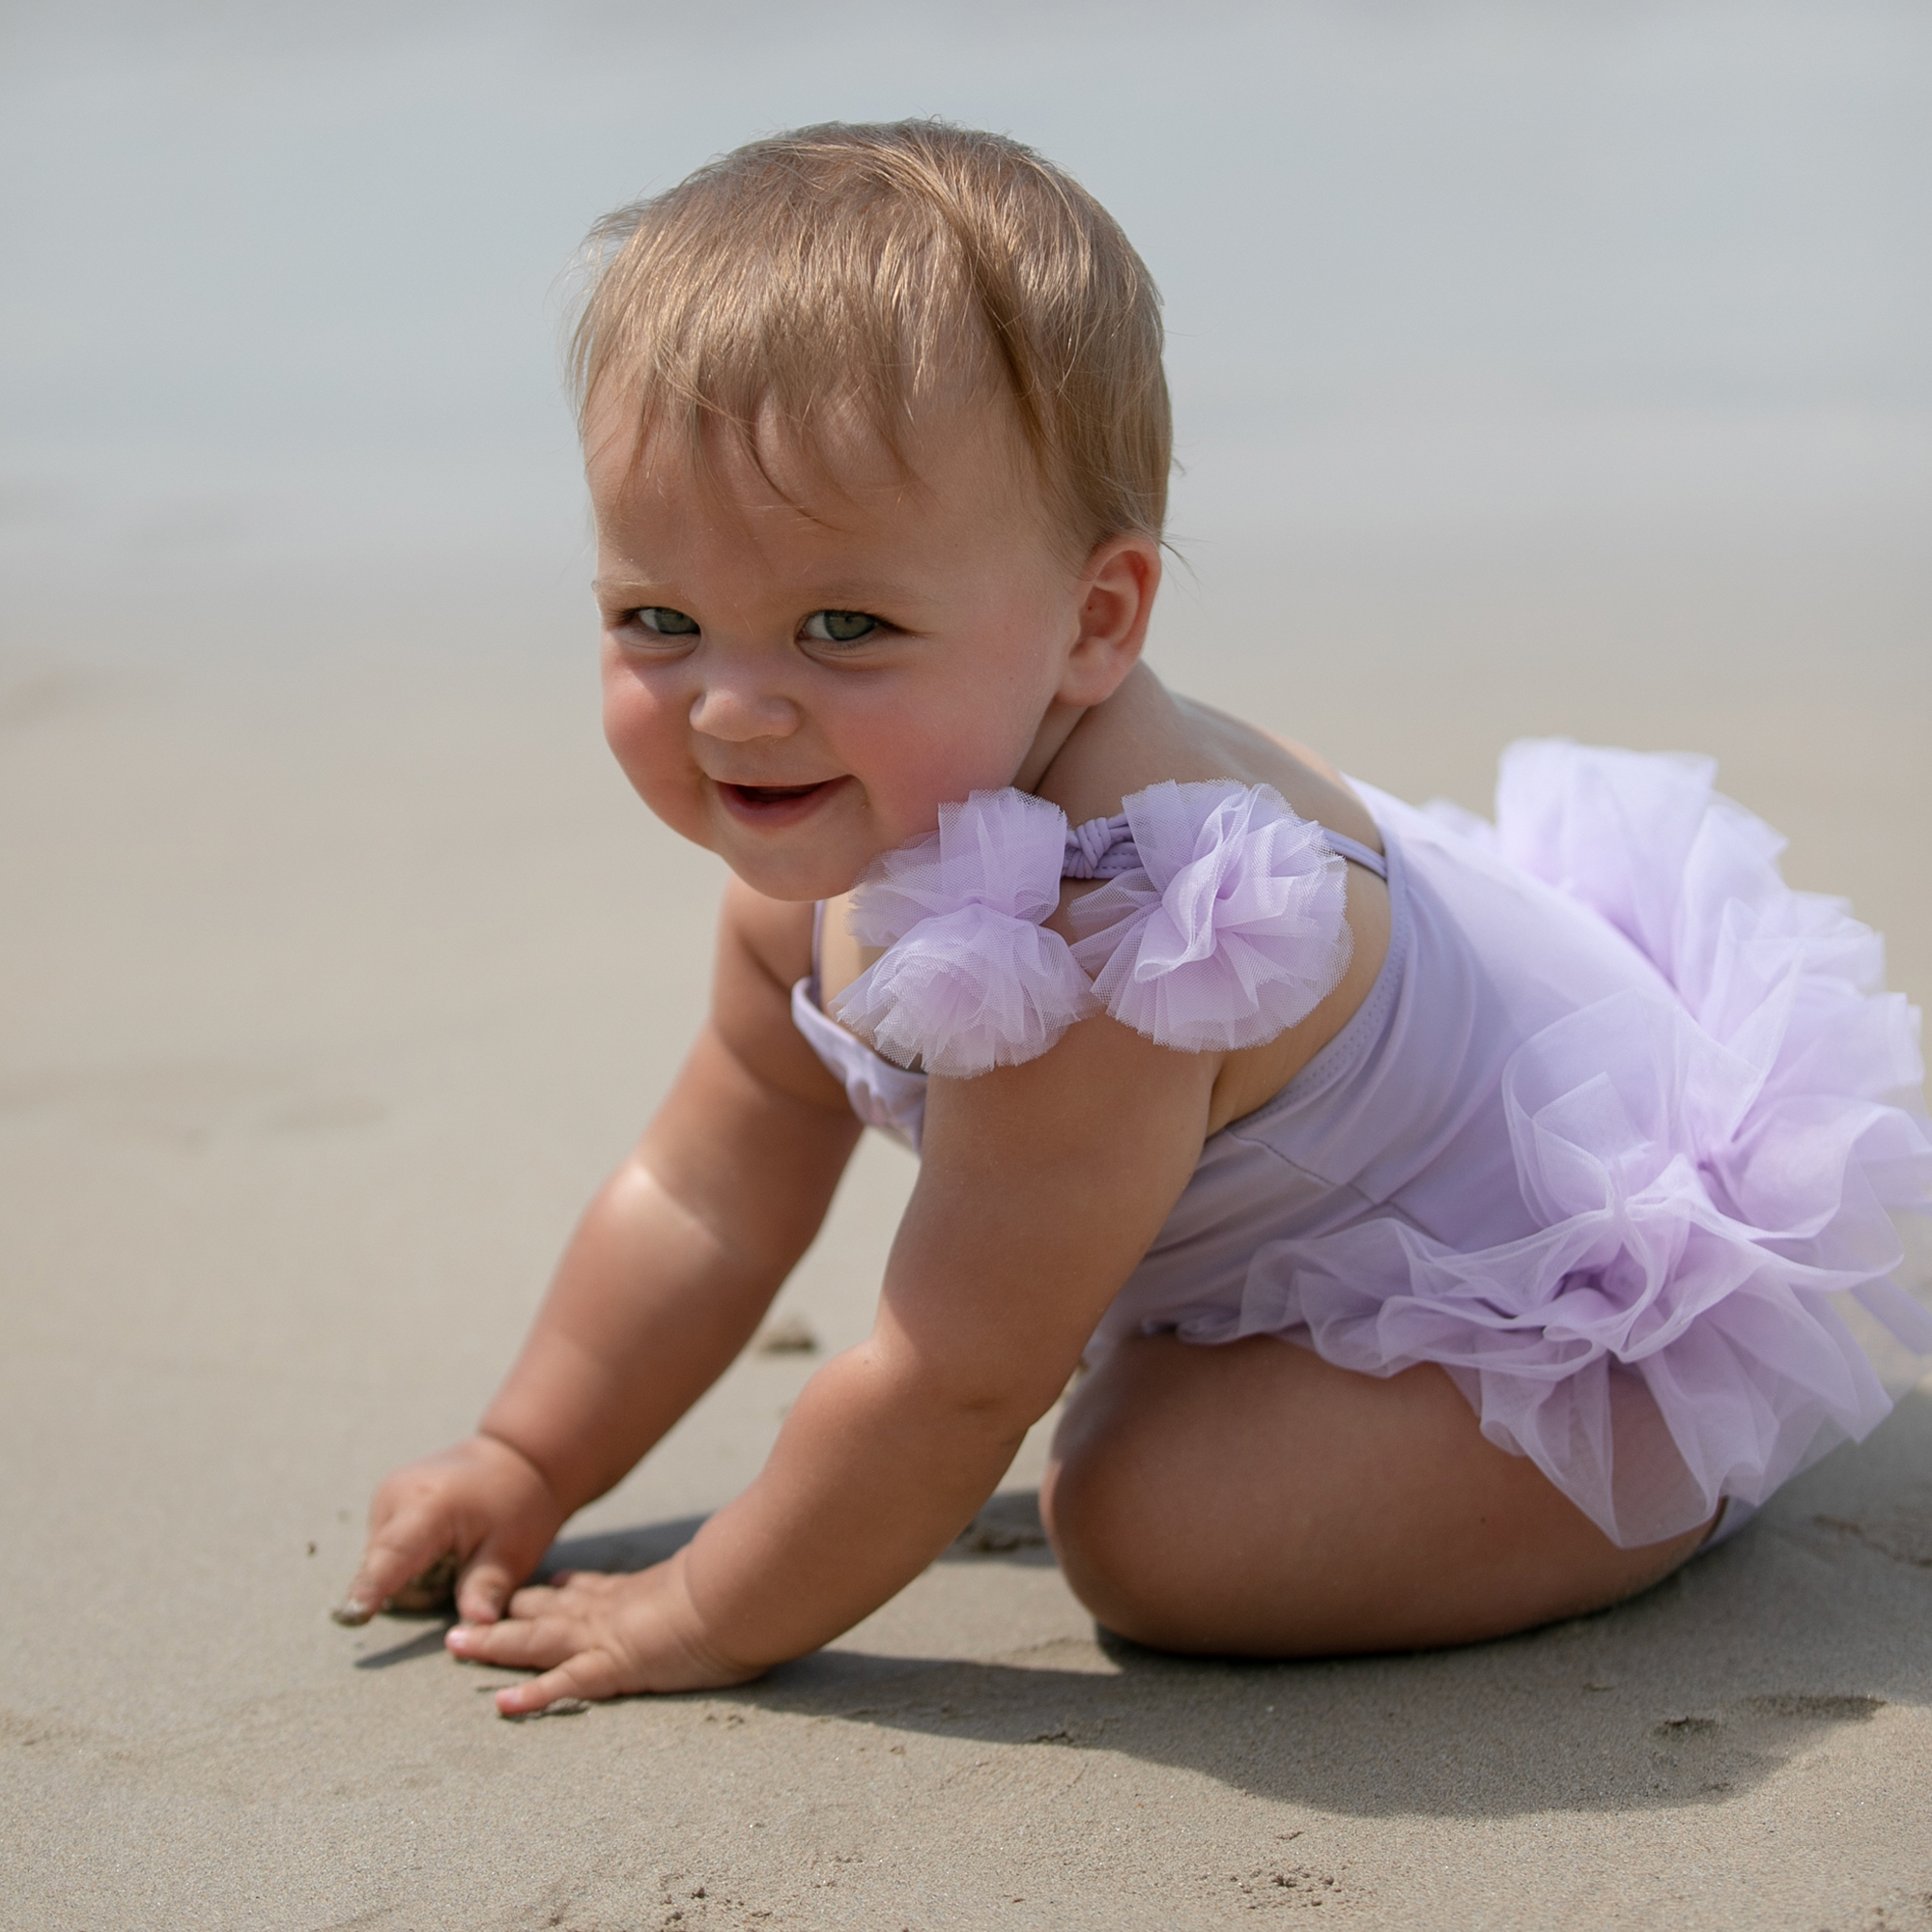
339, 121, 1932, 1717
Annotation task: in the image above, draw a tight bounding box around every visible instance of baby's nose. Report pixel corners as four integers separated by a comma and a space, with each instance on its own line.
687, 678, 801, 742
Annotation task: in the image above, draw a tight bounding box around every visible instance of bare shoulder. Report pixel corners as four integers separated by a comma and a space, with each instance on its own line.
1187, 703, 1381, 853
1036, 666, 1390, 1134
1036, 666, 1382, 855
712, 880, 851, 1115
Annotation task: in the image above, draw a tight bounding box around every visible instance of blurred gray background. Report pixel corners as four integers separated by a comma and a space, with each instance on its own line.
4, 0, 1926, 673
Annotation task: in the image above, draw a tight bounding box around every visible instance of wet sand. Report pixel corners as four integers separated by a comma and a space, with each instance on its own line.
3, 541, 1929, 1929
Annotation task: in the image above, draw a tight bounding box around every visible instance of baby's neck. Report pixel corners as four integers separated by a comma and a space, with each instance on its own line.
1010, 696, 1094, 797
1027, 665, 1190, 819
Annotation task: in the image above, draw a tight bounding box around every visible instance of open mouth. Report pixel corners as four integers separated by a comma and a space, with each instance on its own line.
719, 778, 844, 820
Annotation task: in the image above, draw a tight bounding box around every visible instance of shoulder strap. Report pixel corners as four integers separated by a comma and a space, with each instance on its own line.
1322, 831, 1387, 880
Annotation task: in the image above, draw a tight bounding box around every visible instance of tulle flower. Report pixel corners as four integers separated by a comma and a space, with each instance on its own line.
830, 790, 1095, 1077
832, 781, 1359, 1074
1068, 781, 1353, 1052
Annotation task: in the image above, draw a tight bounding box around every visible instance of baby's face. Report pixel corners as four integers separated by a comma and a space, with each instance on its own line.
588, 392, 1115, 900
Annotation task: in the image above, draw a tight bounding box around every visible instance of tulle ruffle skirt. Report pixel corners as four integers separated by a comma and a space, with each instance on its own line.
1175, 742, 1932, 1548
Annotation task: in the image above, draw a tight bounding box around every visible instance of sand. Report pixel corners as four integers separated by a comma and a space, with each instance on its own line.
4, 545, 1930, 1930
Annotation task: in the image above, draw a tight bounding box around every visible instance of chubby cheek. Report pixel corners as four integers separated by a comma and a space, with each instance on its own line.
833, 674, 1045, 837
601, 655, 703, 836
865, 741, 1010, 835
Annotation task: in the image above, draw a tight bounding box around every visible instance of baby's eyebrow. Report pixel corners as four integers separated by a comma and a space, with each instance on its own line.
794, 581, 926, 609
590, 573, 929, 608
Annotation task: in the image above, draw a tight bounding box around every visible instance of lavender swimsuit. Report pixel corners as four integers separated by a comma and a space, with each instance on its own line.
793, 740, 1932, 1549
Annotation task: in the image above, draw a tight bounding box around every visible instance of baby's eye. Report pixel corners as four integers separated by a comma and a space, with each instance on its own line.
801, 610, 880, 645
635, 607, 699, 636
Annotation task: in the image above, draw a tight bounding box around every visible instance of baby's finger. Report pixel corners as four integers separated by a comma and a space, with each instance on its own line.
504, 1582, 566, 1620
387, 1550, 458, 1614
454, 1548, 526, 1626
332, 1509, 450, 1626
445, 1614, 572, 1671
495, 1649, 626, 1717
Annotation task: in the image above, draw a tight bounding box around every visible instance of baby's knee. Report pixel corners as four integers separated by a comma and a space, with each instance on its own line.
1041, 1414, 1217, 1652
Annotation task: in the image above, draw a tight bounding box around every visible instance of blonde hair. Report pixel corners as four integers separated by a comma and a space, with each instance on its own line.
570, 120, 1171, 554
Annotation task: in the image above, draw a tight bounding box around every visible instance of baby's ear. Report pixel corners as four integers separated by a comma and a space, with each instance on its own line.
1059, 533, 1162, 707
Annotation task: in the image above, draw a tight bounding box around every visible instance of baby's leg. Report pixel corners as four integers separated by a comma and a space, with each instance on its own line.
1041, 1334, 1714, 1655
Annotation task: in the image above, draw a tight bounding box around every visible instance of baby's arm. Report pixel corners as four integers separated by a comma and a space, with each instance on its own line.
448, 1009, 1219, 1711
337, 880, 860, 1628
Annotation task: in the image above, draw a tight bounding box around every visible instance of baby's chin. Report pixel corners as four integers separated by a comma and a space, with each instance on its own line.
706, 777, 999, 901
702, 818, 885, 904
682, 774, 1018, 901
724, 860, 862, 904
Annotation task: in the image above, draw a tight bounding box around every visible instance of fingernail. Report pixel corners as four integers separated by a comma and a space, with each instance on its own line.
329, 1596, 372, 1627
499, 1695, 589, 1721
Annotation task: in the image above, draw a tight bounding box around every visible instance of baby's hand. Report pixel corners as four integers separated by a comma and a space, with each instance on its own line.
334, 1433, 564, 1629
445, 1554, 757, 1715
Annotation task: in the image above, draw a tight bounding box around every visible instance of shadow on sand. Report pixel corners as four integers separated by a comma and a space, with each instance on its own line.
543, 1486, 1055, 1580
524, 1389, 1932, 1819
